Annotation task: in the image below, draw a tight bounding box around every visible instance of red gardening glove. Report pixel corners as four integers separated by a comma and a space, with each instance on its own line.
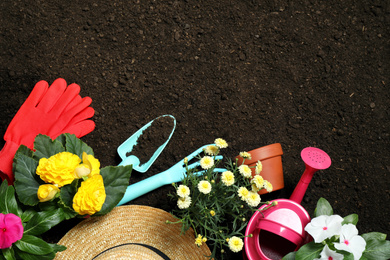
0, 78, 95, 184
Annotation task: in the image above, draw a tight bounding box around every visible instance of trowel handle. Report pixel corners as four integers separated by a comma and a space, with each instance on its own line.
117, 172, 165, 206
289, 166, 316, 204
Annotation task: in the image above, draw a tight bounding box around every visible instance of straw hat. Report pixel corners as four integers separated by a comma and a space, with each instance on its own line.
54, 205, 211, 260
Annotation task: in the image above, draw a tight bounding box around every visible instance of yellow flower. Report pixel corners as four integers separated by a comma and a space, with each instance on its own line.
183, 157, 188, 164
37, 184, 59, 202
36, 152, 81, 187
228, 236, 244, 253
238, 165, 252, 178
177, 196, 191, 209
202, 237, 207, 242
251, 183, 260, 193
246, 191, 261, 207
239, 151, 252, 160
264, 180, 273, 193
255, 160, 263, 175
177, 185, 190, 198
73, 175, 106, 215
221, 171, 235, 186
195, 234, 203, 247
200, 156, 214, 170
251, 175, 264, 190
214, 138, 228, 149
74, 153, 100, 178
210, 210, 216, 216
204, 145, 219, 156
198, 180, 212, 194
237, 187, 249, 201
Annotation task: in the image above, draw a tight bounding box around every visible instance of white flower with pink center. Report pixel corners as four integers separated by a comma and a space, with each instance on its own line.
304, 215, 343, 243
314, 244, 344, 260
334, 224, 366, 260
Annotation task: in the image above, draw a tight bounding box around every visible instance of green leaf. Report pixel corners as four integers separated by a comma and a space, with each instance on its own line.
21, 209, 37, 223
342, 214, 358, 225
95, 165, 132, 215
58, 179, 79, 219
314, 197, 333, 217
295, 241, 324, 260
0, 180, 19, 215
15, 249, 55, 260
14, 235, 53, 255
282, 251, 296, 260
1, 247, 15, 260
13, 153, 41, 206
362, 232, 387, 241
64, 133, 94, 158
54, 134, 67, 147
33, 134, 65, 160
48, 243, 67, 252
14, 145, 33, 158
362, 239, 390, 260
23, 209, 64, 236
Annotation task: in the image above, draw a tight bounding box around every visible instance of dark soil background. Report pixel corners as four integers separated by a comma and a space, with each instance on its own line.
1, 1, 389, 259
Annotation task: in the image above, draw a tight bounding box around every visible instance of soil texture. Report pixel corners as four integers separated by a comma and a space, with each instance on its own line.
1, 1, 389, 259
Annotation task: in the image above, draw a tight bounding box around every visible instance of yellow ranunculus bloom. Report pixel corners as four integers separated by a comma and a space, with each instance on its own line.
37, 184, 60, 202
36, 152, 81, 187
73, 174, 106, 215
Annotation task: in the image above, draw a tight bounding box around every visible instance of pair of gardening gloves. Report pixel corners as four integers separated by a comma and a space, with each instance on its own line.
0, 78, 95, 185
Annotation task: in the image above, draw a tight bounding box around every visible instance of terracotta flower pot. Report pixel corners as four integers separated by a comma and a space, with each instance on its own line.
236, 143, 284, 195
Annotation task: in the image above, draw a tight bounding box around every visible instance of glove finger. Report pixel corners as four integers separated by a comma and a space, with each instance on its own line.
52, 97, 93, 130
3, 80, 49, 138
54, 120, 95, 139
66, 107, 95, 126
26, 80, 49, 108
64, 95, 82, 112
37, 78, 67, 112
50, 83, 81, 115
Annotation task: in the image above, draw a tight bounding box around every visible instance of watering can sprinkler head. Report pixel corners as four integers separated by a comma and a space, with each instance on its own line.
290, 147, 331, 204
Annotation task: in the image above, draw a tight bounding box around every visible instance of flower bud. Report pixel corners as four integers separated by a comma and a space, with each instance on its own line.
74, 164, 91, 178
37, 184, 60, 202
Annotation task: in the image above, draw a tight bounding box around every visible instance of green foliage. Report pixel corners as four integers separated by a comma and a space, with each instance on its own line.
168, 144, 273, 260
95, 165, 133, 215
2, 133, 132, 260
313, 197, 333, 217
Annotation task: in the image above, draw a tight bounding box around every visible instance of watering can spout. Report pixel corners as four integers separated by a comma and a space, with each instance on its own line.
289, 147, 331, 204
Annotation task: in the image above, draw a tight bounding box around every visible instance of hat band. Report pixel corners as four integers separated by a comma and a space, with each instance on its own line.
92, 243, 171, 260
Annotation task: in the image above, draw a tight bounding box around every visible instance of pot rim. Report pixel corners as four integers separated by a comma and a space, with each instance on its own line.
236, 143, 283, 165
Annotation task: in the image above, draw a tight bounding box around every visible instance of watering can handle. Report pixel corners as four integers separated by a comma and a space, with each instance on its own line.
289, 167, 316, 204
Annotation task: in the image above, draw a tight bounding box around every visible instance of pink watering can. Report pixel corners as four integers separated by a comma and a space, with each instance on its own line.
244, 147, 331, 260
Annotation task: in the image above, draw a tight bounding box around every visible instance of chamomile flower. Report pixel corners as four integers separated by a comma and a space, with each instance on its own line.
177, 185, 190, 198
200, 156, 214, 170
239, 151, 252, 160
263, 180, 273, 193
177, 196, 191, 209
246, 191, 261, 207
214, 138, 228, 149
251, 175, 264, 190
255, 160, 263, 174
198, 180, 212, 194
238, 165, 252, 178
237, 187, 249, 201
204, 145, 219, 156
221, 171, 235, 186
228, 236, 244, 253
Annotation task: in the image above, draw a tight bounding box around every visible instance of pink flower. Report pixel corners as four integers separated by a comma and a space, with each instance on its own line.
0, 213, 24, 249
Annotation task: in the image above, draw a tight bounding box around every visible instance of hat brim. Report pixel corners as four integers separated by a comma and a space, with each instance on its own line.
54, 205, 211, 260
